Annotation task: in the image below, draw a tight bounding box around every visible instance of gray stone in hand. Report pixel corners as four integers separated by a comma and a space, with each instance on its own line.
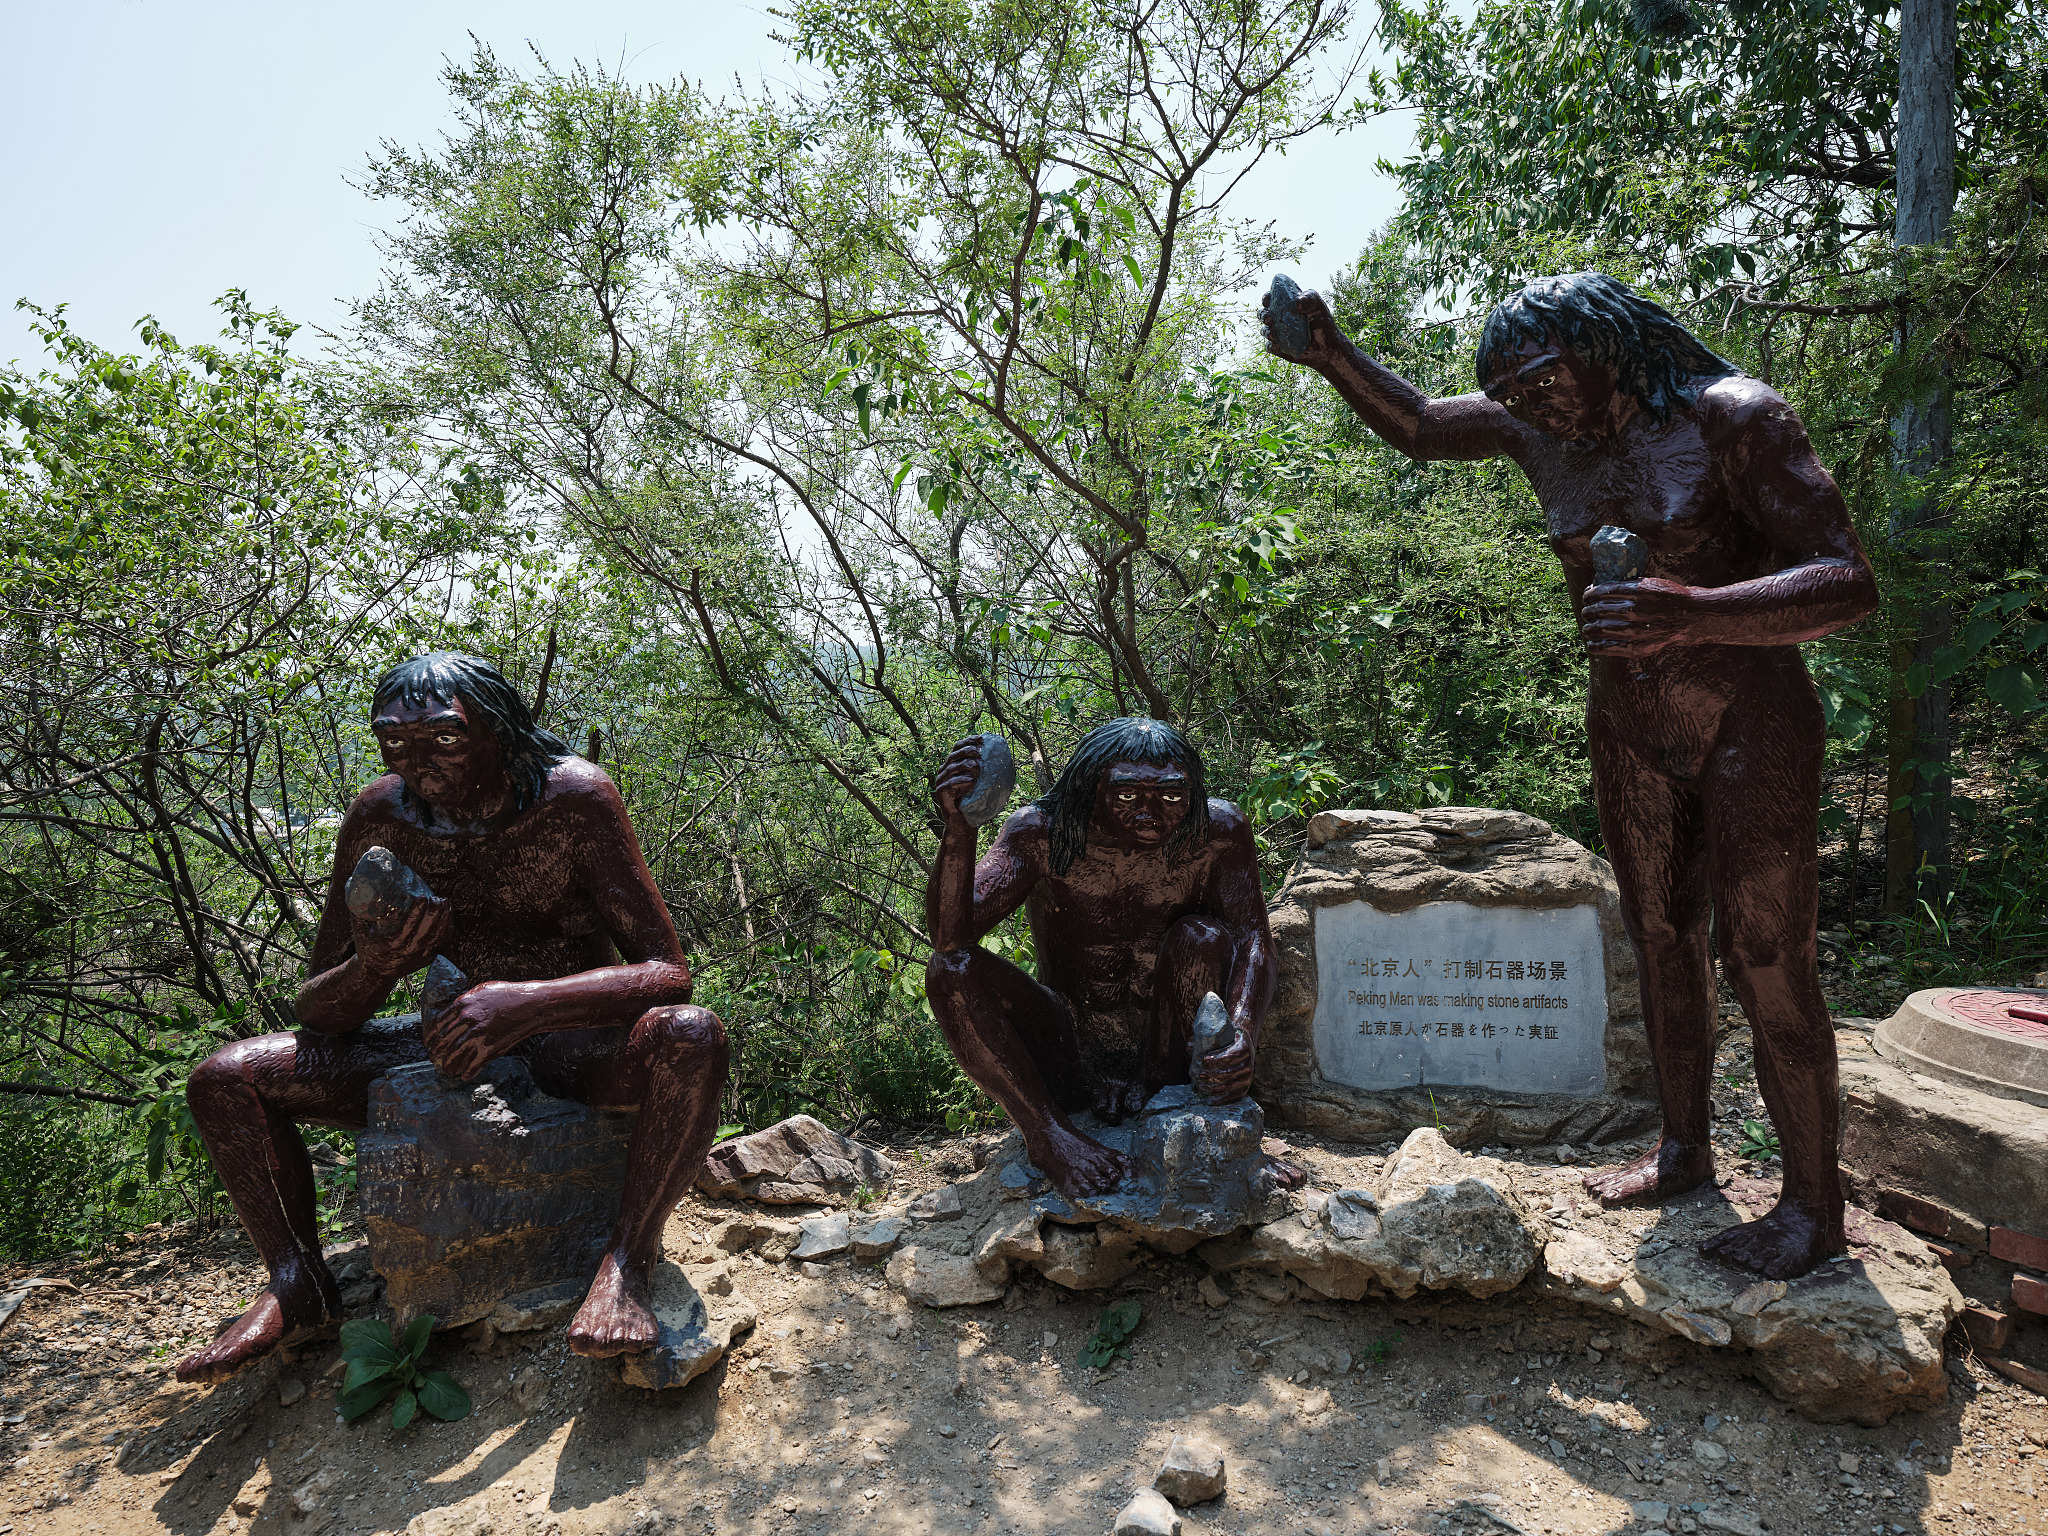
419, 955, 470, 1025
1261, 272, 1313, 361
1188, 990, 1237, 1099
959, 732, 1016, 828
344, 845, 436, 936
1590, 524, 1648, 585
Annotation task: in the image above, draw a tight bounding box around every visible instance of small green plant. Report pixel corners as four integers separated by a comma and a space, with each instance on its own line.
1361, 1329, 1404, 1365
1738, 1119, 1781, 1160
339, 1316, 472, 1428
1079, 1299, 1143, 1368
713, 1124, 746, 1144
852, 1179, 883, 1211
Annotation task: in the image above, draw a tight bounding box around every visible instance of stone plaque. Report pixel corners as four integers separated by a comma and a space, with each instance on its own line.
1257, 807, 1654, 1147
1311, 900, 1607, 1095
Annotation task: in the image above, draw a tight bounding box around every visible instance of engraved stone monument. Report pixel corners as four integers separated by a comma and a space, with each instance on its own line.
1258, 807, 1655, 1146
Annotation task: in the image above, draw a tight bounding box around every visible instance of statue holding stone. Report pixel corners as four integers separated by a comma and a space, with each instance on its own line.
924, 718, 1301, 1199
176, 652, 728, 1381
1262, 271, 1878, 1279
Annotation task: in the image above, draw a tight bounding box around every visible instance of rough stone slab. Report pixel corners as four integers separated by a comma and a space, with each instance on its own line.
696, 1115, 895, 1205
488, 1281, 584, 1335
1203, 1129, 1542, 1301
1114, 1488, 1182, 1536
792, 1213, 850, 1261
1153, 1433, 1227, 1505
853, 1216, 908, 1258
1841, 1027, 2048, 1253
884, 1245, 1006, 1308
907, 1186, 963, 1222
1257, 807, 1657, 1147
360, 1056, 633, 1330
1533, 1179, 1959, 1424
615, 1261, 758, 1390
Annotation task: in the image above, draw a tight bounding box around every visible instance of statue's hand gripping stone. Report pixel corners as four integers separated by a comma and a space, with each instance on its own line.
1260, 270, 1878, 1280
175, 653, 730, 1382
924, 718, 1301, 1212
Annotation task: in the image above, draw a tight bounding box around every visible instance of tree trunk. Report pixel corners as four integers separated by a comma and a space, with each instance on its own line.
1884, 0, 1958, 914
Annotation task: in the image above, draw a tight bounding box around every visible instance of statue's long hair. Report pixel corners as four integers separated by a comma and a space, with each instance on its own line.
1476, 272, 1741, 426
1034, 717, 1210, 877
371, 652, 571, 824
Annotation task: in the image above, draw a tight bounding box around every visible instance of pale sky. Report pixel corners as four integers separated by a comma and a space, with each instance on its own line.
0, 2, 1410, 370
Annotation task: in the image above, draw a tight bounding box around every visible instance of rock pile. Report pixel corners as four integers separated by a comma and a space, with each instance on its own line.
696, 1115, 896, 1204
1198, 1128, 1545, 1301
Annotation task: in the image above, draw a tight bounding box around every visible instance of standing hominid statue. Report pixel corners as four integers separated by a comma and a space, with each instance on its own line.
924, 718, 1302, 1200
1263, 271, 1877, 1279
177, 653, 728, 1381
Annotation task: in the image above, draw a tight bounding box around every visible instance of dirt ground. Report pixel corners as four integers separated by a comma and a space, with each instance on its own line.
4, 1101, 2046, 1536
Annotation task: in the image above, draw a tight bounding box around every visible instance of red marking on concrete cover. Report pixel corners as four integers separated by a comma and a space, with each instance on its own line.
1935, 989, 2048, 1043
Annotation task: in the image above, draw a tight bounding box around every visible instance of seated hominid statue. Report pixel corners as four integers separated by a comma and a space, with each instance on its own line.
923, 718, 1302, 1199
176, 652, 728, 1382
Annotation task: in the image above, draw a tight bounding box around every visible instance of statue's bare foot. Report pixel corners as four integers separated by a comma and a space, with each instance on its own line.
1583, 1137, 1714, 1207
567, 1251, 660, 1358
175, 1262, 338, 1384
1264, 1156, 1309, 1190
1700, 1194, 1844, 1281
1035, 1122, 1131, 1200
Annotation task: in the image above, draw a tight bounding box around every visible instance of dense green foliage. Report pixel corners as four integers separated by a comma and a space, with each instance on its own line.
2, 0, 2044, 1258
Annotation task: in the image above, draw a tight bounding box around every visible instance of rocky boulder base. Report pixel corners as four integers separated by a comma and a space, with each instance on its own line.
1533, 1177, 1960, 1425
696, 1115, 896, 1204
866, 1123, 1959, 1424
359, 1056, 634, 1331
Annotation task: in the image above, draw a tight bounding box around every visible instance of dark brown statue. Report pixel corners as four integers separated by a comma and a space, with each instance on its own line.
924, 719, 1293, 1199
176, 653, 728, 1381
1262, 271, 1877, 1279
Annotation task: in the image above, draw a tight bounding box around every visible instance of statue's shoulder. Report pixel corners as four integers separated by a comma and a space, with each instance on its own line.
341, 773, 408, 830
995, 802, 1051, 847
532, 754, 632, 821
1203, 798, 1255, 849
1696, 373, 1801, 439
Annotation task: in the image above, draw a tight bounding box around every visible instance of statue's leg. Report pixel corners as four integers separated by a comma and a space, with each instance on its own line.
1581, 728, 1719, 1208
176, 1020, 426, 1382
1141, 914, 1234, 1094
924, 945, 1129, 1199
1697, 690, 1845, 1280
522, 1005, 728, 1358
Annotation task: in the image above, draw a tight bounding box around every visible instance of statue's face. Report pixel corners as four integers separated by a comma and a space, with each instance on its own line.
1093, 760, 1192, 848
371, 692, 507, 816
1481, 333, 1618, 439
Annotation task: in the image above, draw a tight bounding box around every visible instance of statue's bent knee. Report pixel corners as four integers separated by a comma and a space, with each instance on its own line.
186, 1035, 274, 1114
640, 1003, 726, 1058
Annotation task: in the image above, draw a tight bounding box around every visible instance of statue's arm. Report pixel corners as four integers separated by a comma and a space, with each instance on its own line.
1580, 383, 1880, 657
493, 771, 696, 1034
293, 795, 446, 1034
1263, 284, 1518, 462
926, 736, 1039, 952
927, 809, 1041, 954
1192, 806, 1278, 1101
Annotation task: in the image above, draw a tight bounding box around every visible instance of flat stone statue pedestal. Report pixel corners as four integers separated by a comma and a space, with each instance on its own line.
359, 1051, 635, 1332
883, 1087, 1293, 1305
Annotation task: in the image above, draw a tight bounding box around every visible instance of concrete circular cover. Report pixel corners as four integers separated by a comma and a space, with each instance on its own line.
1876, 987, 2048, 1108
